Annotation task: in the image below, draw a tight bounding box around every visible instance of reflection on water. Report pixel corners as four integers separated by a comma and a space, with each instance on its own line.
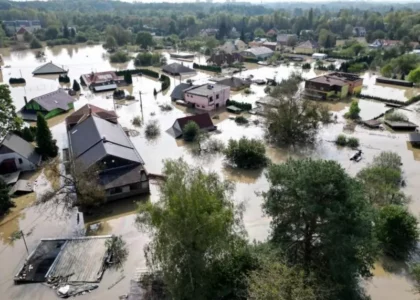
0, 44, 419, 300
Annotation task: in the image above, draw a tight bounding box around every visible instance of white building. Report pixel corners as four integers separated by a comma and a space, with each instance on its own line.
241, 46, 274, 60
312, 53, 328, 60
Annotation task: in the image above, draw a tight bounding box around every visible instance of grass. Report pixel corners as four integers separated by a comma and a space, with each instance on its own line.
385, 111, 408, 122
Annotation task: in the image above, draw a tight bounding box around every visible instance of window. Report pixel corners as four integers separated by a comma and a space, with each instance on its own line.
18, 158, 23, 164
110, 187, 123, 195
209, 96, 213, 102
216, 94, 219, 99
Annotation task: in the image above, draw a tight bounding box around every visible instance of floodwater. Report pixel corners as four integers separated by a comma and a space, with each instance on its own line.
0, 44, 419, 299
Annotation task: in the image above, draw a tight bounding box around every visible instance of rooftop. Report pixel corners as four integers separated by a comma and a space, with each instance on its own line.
170, 83, 192, 100
168, 113, 215, 138
30, 88, 75, 111
66, 104, 118, 129
0, 132, 41, 165
32, 62, 67, 75
82, 71, 119, 85
185, 84, 228, 97
296, 40, 319, 49
162, 63, 196, 75
243, 46, 273, 56
307, 72, 362, 86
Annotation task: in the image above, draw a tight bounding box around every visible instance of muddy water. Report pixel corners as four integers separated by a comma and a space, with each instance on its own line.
0, 44, 420, 299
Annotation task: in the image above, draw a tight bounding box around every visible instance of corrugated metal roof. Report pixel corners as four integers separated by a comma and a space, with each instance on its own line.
0, 132, 41, 165
46, 236, 111, 283
243, 46, 273, 57
33, 62, 67, 75
30, 89, 75, 112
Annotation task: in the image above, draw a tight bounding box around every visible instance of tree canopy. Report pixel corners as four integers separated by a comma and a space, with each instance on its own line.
0, 85, 22, 138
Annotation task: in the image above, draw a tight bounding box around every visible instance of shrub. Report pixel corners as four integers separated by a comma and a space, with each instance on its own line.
226, 100, 252, 111
0, 178, 14, 215
244, 88, 253, 95
30, 38, 42, 49
72, 80, 81, 92
9, 78, 26, 84
183, 121, 200, 142
224, 137, 268, 169
75, 35, 87, 43
192, 63, 221, 73
160, 74, 170, 91
335, 134, 348, 146
132, 116, 142, 127
160, 104, 173, 111
145, 120, 160, 138
302, 63, 311, 69
385, 111, 408, 122
205, 138, 225, 153
110, 51, 130, 63
113, 89, 125, 99
375, 205, 419, 260
234, 116, 249, 125
347, 137, 360, 148
58, 74, 70, 83
344, 100, 360, 119
135, 52, 163, 67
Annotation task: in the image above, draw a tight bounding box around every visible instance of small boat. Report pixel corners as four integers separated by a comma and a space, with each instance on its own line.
170, 52, 195, 60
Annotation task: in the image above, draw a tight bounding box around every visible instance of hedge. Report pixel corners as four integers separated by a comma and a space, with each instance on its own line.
193, 63, 221, 73
226, 100, 252, 111
9, 78, 26, 84
58, 74, 70, 83
115, 68, 159, 79
358, 93, 420, 106
243, 57, 259, 64
160, 74, 170, 91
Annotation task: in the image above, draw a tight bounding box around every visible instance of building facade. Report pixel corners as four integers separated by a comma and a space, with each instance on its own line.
184, 84, 230, 110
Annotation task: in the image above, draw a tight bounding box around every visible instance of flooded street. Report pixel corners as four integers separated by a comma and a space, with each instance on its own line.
0, 44, 420, 299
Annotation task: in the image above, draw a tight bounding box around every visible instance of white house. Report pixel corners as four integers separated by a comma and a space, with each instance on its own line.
184, 84, 230, 111
0, 132, 41, 174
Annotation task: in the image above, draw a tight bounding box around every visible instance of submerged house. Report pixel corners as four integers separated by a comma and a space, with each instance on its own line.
0, 132, 41, 174
207, 51, 244, 66
162, 63, 197, 76
66, 107, 149, 201
16, 27, 28, 42
240, 47, 273, 60
170, 83, 193, 101
184, 83, 230, 111
80, 71, 126, 92
295, 40, 320, 54
32, 62, 68, 75
167, 113, 216, 138
304, 72, 363, 100
19, 89, 75, 121
212, 76, 250, 91
65, 104, 118, 129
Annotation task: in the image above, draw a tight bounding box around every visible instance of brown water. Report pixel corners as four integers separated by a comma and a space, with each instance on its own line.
0, 44, 420, 299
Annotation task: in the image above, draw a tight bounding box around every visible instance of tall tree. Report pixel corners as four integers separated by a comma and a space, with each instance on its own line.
72, 79, 80, 92
36, 113, 58, 158
0, 178, 14, 216
263, 159, 377, 300
0, 85, 22, 138
308, 8, 314, 29
136, 159, 247, 300
135, 31, 154, 49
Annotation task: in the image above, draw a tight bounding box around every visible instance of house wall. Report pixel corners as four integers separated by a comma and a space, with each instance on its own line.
257, 52, 274, 60
185, 87, 230, 111
0, 153, 36, 173
240, 51, 257, 59
347, 79, 363, 94
16, 34, 25, 42
295, 47, 315, 54
44, 103, 74, 119
106, 180, 150, 202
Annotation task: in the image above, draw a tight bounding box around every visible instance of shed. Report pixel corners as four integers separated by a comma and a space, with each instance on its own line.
362, 119, 382, 129
162, 63, 196, 76
19, 89, 75, 121
385, 120, 418, 131
167, 113, 216, 138
409, 132, 420, 146
32, 62, 68, 75
227, 105, 242, 113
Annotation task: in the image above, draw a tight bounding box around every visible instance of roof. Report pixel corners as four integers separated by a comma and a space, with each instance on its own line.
277, 34, 296, 43
16, 27, 28, 35
243, 46, 273, 57
256, 96, 277, 106
296, 40, 319, 49
66, 104, 118, 129
81, 71, 119, 86
226, 105, 242, 112
162, 63, 196, 75
0, 171, 20, 185
100, 164, 148, 189
32, 62, 67, 75
68, 115, 144, 170
307, 72, 362, 87
169, 113, 215, 138
30, 89, 75, 111
385, 120, 418, 129
45, 236, 111, 283
213, 77, 250, 89
0, 132, 41, 165
185, 84, 229, 97
93, 83, 118, 92
170, 83, 191, 100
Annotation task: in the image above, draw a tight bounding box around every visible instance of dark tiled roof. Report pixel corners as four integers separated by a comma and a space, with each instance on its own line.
66, 104, 118, 129
0, 132, 41, 165
170, 83, 191, 100
16, 27, 28, 35
214, 77, 250, 89
162, 63, 196, 75
169, 113, 215, 138
30, 89, 75, 111
32, 62, 67, 75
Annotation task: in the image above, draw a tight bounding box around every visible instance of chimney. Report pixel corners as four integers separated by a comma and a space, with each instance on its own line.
24, 96, 28, 105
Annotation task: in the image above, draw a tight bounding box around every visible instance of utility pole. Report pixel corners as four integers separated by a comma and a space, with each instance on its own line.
20, 230, 29, 255
139, 91, 144, 121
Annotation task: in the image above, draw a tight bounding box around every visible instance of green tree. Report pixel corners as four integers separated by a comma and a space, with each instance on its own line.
124, 72, 132, 85
308, 8, 313, 28
104, 36, 117, 50
375, 205, 418, 260
106, 25, 131, 46
265, 74, 330, 146
136, 159, 246, 300
23, 31, 32, 43
183, 121, 200, 142
45, 27, 59, 40
254, 27, 265, 38
381, 64, 393, 77
136, 31, 154, 49
109, 51, 130, 63
408, 67, 420, 83
63, 26, 70, 39
0, 178, 14, 216
30, 38, 42, 49
263, 159, 377, 300
224, 137, 267, 169
0, 85, 22, 137
346, 100, 361, 119
72, 79, 80, 92
21, 127, 35, 142
36, 113, 58, 158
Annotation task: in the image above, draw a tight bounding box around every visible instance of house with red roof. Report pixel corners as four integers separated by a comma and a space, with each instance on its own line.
80, 71, 126, 92
16, 27, 29, 42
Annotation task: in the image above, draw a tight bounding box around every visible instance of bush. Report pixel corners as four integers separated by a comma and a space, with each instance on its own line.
385, 111, 408, 122
75, 35, 87, 43
226, 100, 252, 111
113, 89, 125, 99
132, 116, 142, 127
205, 138, 225, 153
347, 137, 360, 148
160, 74, 170, 91
193, 63, 221, 73
183, 121, 200, 142
9, 78, 26, 84
145, 120, 160, 138
302, 63, 311, 69
375, 205, 419, 260
72, 80, 81, 92
244, 88, 253, 95
335, 134, 347, 146
0, 178, 14, 215
30, 38, 42, 49
160, 104, 173, 111
21, 126, 36, 142
344, 100, 360, 119
115, 69, 159, 79
58, 74, 70, 83
234, 116, 249, 125
135, 52, 163, 67
224, 137, 268, 169
110, 51, 130, 63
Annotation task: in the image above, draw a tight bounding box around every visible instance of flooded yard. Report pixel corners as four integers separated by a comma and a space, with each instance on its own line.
0, 44, 420, 299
